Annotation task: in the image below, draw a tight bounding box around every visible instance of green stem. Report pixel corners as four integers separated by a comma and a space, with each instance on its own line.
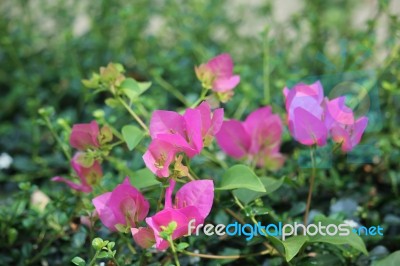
303, 147, 317, 226
153, 74, 189, 107
88, 250, 100, 266
201, 149, 228, 169
232, 195, 283, 257
157, 185, 166, 212
168, 238, 180, 266
263, 26, 270, 105
118, 97, 149, 134
191, 87, 208, 108
107, 140, 125, 149
44, 117, 71, 161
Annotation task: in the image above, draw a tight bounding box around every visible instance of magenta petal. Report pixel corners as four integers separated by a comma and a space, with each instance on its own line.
92, 192, 119, 231
175, 180, 214, 219
291, 107, 328, 146
51, 176, 92, 193
243, 106, 272, 135
71, 153, 102, 187
216, 120, 251, 158
210, 108, 224, 135
206, 53, 234, 78
183, 108, 204, 153
150, 110, 186, 139
287, 95, 323, 121
69, 120, 100, 150
325, 96, 355, 128
213, 75, 240, 92
351, 116, 368, 148
285, 81, 324, 111
143, 139, 177, 177
164, 179, 177, 209
146, 208, 195, 251
156, 133, 198, 157
196, 101, 212, 136
108, 177, 150, 227
131, 227, 156, 249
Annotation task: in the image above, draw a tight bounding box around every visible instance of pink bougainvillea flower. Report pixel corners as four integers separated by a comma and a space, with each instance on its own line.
283, 81, 368, 151
216, 106, 285, 170
70, 120, 100, 150
131, 227, 156, 249
289, 107, 328, 146
52, 152, 102, 193
92, 177, 149, 231
195, 53, 240, 92
144, 102, 223, 177
324, 96, 355, 129
143, 179, 214, 250
331, 117, 368, 152
143, 139, 177, 178
283, 81, 328, 146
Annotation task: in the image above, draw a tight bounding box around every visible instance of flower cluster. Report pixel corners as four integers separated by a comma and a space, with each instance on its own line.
52, 121, 112, 192
93, 178, 214, 251
283, 81, 368, 151
51, 54, 371, 259
143, 101, 223, 177
216, 107, 285, 170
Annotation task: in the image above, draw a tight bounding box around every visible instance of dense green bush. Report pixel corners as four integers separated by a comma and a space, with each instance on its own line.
1, 0, 400, 265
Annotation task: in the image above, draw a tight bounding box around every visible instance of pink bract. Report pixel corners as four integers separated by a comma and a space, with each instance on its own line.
92, 177, 149, 231
51, 152, 102, 193
144, 102, 223, 177
144, 179, 214, 250
216, 106, 285, 170
70, 120, 100, 150
283, 81, 368, 151
195, 53, 240, 92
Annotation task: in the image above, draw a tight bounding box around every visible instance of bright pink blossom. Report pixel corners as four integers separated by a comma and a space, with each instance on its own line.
142, 179, 214, 250
70, 120, 100, 150
52, 152, 102, 193
195, 53, 240, 92
144, 102, 223, 177
283, 81, 368, 151
92, 177, 149, 231
216, 107, 285, 170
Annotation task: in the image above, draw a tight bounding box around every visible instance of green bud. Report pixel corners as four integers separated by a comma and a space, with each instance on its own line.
92, 237, 104, 251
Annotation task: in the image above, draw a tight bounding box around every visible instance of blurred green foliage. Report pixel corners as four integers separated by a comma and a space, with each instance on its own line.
1, 0, 400, 265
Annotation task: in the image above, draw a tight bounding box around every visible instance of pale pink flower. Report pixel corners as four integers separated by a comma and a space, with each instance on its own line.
283, 81, 368, 151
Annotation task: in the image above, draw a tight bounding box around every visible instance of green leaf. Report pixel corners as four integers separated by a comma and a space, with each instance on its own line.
372, 250, 400, 266
107, 241, 115, 250
121, 125, 144, 150
71, 256, 86, 266
309, 215, 368, 255
176, 242, 189, 251
97, 251, 109, 259
120, 78, 151, 101
217, 165, 266, 192
282, 235, 309, 262
233, 176, 284, 204
129, 168, 160, 189
105, 98, 120, 108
